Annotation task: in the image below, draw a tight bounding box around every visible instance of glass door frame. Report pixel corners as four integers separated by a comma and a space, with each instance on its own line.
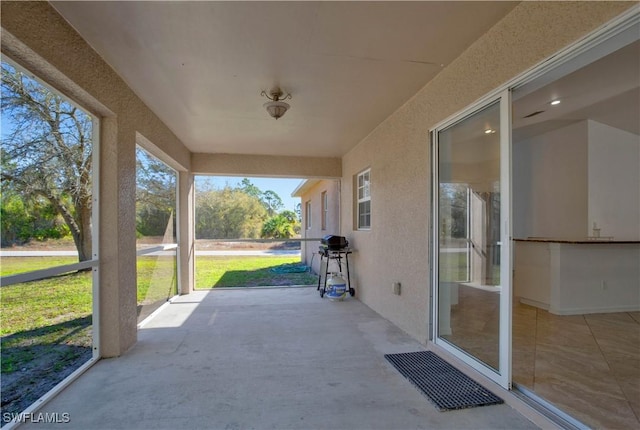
430, 89, 512, 389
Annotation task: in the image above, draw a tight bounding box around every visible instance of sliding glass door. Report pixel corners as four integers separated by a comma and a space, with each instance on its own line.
432, 90, 512, 388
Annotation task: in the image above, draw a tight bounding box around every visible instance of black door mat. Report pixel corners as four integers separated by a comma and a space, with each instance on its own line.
384, 351, 503, 411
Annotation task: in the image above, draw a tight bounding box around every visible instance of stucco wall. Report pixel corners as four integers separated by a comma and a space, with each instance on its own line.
192, 153, 341, 178
299, 180, 341, 275
340, 2, 635, 343
1, 1, 192, 356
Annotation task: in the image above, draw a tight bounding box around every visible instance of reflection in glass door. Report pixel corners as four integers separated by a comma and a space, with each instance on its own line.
433, 93, 511, 387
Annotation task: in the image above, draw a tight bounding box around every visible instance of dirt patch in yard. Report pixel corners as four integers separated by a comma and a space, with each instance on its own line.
0, 318, 92, 425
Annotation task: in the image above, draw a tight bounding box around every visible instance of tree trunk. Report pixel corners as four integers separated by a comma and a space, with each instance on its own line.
46, 192, 92, 262
75, 197, 93, 262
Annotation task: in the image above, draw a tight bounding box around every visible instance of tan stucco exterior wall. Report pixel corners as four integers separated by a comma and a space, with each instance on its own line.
192, 153, 341, 178
1, 1, 192, 357
299, 180, 341, 275
340, 2, 636, 343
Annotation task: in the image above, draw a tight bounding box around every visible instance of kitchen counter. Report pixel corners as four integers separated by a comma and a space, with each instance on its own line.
515, 238, 639, 244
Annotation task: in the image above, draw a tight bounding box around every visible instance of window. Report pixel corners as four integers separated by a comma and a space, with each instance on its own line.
305, 200, 312, 230
321, 191, 328, 230
357, 169, 371, 230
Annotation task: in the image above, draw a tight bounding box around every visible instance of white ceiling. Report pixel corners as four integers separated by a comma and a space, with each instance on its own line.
513, 40, 640, 141
51, 1, 519, 158
438, 38, 639, 146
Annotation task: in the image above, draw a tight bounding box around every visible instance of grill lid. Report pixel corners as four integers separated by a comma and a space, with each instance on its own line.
321, 235, 349, 250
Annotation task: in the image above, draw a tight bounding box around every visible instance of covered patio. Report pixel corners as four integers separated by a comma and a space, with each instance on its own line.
3, 2, 637, 428
21, 288, 539, 429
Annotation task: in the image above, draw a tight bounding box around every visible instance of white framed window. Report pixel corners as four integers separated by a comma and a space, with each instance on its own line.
321, 191, 328, 230
305, 200, 312, 230
357, 169, 371, 230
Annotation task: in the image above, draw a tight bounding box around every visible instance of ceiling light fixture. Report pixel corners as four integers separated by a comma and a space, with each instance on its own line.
484, 129, 496, 134
550, 99, 561, 106
261, 88, 292, 120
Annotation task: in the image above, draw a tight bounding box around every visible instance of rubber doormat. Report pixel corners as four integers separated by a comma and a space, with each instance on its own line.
384, 351, 503, 411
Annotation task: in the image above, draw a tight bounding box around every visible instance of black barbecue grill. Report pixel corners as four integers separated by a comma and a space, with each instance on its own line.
320, 234, 349, 252
317, 235, 354, 298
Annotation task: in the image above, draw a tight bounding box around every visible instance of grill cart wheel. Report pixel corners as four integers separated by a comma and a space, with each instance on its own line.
349, 288, 355, 297
320, 288, 325, 298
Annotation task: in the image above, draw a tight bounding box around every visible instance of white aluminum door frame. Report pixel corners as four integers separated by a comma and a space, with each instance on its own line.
431, 89, 512, 389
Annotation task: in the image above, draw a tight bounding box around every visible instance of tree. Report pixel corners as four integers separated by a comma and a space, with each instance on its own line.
0, 189, 69, 246
294, 202, 301, 222
1, 62, 93, 261
237, 178, 283, 217
136, 147, 176, 240
196, 187, 268, 239
261, 210, 299, 239
239, 178, 261, 200
261, 190, 283, 216
440, 183, 468, 240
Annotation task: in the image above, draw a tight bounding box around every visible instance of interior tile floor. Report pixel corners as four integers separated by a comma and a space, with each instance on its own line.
443, 284, 640, 429
513, 301, 640, 429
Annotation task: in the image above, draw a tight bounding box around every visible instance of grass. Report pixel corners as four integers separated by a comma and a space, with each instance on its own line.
0, 269, 93, 337
0, 256, 80, 276
137, 255, 177, 304
0, 264, 94, 418
195, 256, 316, 288
438, 250, 501, 285
439, 251, 469, 282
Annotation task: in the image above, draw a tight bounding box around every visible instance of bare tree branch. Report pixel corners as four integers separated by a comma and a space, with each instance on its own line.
1, 62, 93, 261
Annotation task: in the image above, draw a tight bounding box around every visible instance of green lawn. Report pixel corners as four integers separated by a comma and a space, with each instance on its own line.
439, 251, 469, 282
0, 256, 79, 276
0, 256, 171, 336
438, 250, 501, 284
195, 256, 316, 288
0, 263, 93, 417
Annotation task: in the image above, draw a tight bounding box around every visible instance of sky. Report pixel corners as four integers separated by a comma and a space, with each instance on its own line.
195, 175, 304, 211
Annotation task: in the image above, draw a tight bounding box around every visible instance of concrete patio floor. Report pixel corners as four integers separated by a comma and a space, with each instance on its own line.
23, 287, 541, 429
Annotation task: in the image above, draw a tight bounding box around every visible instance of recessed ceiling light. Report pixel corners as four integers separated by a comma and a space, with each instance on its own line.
550, 100, 561, 106
484, 129, 496, 134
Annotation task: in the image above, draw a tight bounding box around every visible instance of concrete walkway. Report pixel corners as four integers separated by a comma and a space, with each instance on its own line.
23, 288, 538, 430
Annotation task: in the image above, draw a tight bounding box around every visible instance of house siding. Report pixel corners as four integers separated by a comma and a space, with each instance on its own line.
298, 180, 341, 275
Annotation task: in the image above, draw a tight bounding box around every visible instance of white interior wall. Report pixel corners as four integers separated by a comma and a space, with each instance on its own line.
588, 120, 640, 240
513, 121, 589, 239
514, 120, 640, 240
